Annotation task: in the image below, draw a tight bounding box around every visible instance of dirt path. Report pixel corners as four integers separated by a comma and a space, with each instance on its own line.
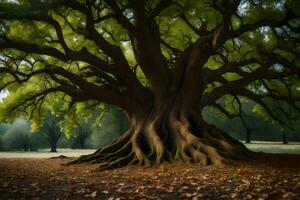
0, 154, 300, 200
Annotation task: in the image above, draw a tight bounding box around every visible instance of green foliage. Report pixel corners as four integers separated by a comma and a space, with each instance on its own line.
223, 72, 242, 81
0, 0, 299, 143
86, 107, 128, 148
0, 78, 42, 122
1, 118, 31, 151
0, 123, 8, 150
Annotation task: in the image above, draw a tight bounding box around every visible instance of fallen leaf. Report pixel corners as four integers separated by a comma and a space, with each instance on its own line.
85, 191, 97, 198
118, 182, 125, 187
241, 179, 251, 189
31, 182, 39, 188
102, 190, 109, 194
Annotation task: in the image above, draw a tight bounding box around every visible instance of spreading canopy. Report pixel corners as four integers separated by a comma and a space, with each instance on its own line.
0, 0, 299, 122
0, 0, 300, 168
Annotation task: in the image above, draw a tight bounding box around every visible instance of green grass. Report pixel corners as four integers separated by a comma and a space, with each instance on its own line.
0, 143, 299, 158
245, 142, 300, 154
0, 149, 95, 158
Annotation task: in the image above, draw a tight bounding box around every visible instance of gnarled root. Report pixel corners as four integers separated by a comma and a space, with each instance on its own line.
68, 112, 256, 171
170, 115, 224, 166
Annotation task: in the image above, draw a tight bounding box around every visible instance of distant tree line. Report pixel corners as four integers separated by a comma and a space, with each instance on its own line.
203, 106, 300, 144
0, 107, 128, 152
0, 104, 299, 152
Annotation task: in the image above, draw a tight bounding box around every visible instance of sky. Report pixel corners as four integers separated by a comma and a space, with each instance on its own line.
0, 90, 8, 102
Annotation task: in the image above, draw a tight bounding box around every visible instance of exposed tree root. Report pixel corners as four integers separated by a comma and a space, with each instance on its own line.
67, 130, 132, 165
68, 113, 257, 171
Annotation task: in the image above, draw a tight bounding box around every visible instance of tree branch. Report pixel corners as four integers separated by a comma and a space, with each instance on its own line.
202, 60, 293, 106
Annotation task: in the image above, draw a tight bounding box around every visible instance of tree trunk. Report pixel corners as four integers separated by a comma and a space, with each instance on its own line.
50, 143, 57, 152
68, 43, 256, 170
245, 128, 251, 144
23, 134, 29, 152
79, 138, 85, 149
48, 129, 61, 152
282, 133, 288, 145
69, 96, 256, 170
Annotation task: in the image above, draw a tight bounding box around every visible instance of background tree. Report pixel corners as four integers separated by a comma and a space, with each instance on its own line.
70, 118, 92, 149
241, 113, 253, 144
0, 123, 8, 151
0, 0, 299, 169
41, 112, 62, 152
203, 98, 300, 143
86, 107, 129, 148
2, 119, 32, 151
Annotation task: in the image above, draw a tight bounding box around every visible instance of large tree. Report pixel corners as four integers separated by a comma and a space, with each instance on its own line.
0, 0, 299, 169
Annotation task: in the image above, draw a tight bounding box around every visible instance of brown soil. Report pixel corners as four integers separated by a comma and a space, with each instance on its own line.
0, 154, 300, 200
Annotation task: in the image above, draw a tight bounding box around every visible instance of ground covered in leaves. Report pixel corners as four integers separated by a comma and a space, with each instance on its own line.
0, 154, 300, 200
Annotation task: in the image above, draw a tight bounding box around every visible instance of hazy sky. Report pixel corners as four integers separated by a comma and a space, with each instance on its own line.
0, 91, 8, 102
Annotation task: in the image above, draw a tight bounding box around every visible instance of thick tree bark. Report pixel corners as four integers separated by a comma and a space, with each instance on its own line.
69, 88, 256, 170
1, 0, 257, 170
0, 0, 297, 171
69, 28, 257, 170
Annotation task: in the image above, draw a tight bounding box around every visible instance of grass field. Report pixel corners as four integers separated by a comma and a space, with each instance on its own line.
246, 142, 300, 154
0, 149, 95, 158
0, 143, 299, 158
